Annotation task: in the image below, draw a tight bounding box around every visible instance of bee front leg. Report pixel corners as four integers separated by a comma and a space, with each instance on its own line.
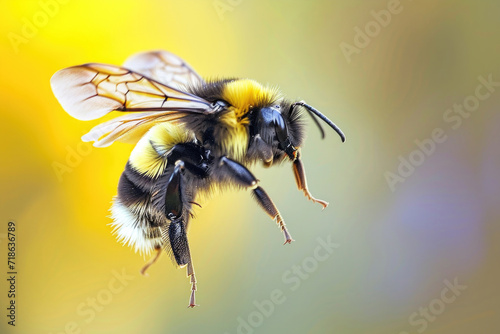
218, 156, 293, 244
292, 150, 329, 209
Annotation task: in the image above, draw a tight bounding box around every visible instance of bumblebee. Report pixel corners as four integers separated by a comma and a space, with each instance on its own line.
51, 50, 346, 307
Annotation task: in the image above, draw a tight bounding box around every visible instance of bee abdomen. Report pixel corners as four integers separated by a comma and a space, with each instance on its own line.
110, 123, 193, 255
109, 197, 163, 255
117, 164, 151, 206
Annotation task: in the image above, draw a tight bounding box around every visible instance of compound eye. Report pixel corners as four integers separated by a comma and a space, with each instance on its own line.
273, 112, 288, 144
257, 106, 288, 144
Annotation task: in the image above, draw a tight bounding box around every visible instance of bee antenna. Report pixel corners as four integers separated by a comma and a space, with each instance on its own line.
291, 101, 346, 143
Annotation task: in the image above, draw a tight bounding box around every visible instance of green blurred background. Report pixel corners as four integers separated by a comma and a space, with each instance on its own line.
1, 0, 499, 333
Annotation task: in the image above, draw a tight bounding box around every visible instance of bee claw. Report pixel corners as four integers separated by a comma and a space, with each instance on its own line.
188, 290, 198, 308
306, 194, 329, 209
317, 199, 329, 210
282, 227, 294, 245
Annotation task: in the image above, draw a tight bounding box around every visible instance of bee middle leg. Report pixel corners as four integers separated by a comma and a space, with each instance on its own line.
219, 156, 294, 244
292, 150, 329, 209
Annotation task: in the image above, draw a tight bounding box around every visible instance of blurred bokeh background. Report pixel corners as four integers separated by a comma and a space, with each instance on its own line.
1, 0, 499, 333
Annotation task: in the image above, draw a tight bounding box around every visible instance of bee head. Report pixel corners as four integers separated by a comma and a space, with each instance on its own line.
250, 101, 305, 163
249, 100, 345, 165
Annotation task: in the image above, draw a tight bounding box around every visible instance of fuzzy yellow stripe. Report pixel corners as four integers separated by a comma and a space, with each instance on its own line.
129, 123, 191, 177
222, 79, 281, 116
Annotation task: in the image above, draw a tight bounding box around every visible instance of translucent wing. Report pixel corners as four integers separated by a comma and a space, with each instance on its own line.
51, 63, 212, 147
123, 50, 204, 89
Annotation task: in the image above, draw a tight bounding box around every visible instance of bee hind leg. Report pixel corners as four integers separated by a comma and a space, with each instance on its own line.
218, 156, 294, 244
186, 260, 197, 308
160, 160, 199, 307
140, 245, 162, 276
292, 151, 329, 209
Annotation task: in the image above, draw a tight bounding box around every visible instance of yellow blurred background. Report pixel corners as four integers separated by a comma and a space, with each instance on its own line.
1, 0, 499, 333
